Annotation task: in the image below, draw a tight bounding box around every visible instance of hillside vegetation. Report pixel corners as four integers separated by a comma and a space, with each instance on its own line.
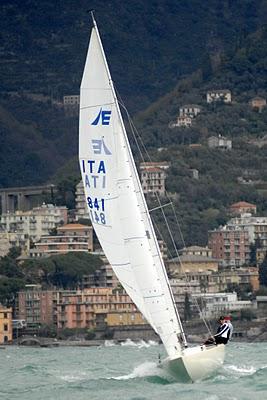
133, 26, 267, 247
1, 0, 266, 187
0, 2, 267, 247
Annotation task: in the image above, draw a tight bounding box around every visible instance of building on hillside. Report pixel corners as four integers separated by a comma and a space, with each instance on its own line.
250, 96, 266, 112
192, 292, 254, 319
206, 89, 231, 103
63, 95, 80, 115
180, 246, 212, 258
75, 181, 88, 221
82, 263, 119, 288
209, 214, 267, 267
0, 184, 57, 214
0, 305, 12, 344
34, 223, 93, 256
105, 311, 146, 327
208, 135, 232, 150
169, 115, 192, 128
214, 267, 259, 293
18, 286, 57, 327
227, 215, 267, 249
140, 161, 170, 170
179, 105, 201, 118
171, 266, 259, 295
166, 254, 219, 277
229, 201, 257, 216
208, 225, 250, 267
140, 162, 170, 196
169, 278, 201, 317
189, 169, 199, 180
0, 204, 68, 256
56, 287, 145, 330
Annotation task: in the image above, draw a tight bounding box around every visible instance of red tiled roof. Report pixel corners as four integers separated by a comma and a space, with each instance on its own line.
230, 201, 256, 208
58, 224, 90, 230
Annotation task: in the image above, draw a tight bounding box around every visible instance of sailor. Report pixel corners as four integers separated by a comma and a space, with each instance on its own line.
204, 316, 230, 345
213, 316, 230, 345
224, 315, 233, 341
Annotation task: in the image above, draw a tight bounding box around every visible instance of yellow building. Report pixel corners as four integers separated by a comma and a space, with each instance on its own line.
106, 311, 146, 326
0, 306, 12, 344
167, 254, 219, 277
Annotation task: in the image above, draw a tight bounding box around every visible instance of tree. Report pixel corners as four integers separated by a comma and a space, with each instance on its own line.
249, 237, 261, 266
259, 253, 267, 287
184, 292, 192, 322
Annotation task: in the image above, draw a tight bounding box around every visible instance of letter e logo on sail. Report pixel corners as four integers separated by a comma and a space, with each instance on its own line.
91, 108, 112, 126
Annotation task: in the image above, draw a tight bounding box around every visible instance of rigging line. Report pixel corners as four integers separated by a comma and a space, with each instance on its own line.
170, 202, 213, 334
117, 92, 212, 337
149, 202, 173, 213
80, 101, 115, 110
117, 100, 188, 347
117, 98, 188, 347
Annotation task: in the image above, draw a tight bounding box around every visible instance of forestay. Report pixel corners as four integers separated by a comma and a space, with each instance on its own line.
79, 20, 184, 358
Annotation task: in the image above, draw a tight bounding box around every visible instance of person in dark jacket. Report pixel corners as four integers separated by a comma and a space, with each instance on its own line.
204, 316, 230, 345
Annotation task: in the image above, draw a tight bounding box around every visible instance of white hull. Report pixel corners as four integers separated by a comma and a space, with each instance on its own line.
162, 344, 225, 382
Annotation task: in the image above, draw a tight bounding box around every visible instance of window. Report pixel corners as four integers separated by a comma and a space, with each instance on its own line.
4, 324, 8, 331
4, 313, 7, 319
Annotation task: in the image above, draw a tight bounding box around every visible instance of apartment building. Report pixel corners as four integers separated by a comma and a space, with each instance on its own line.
18, 286, 57, 326
56, 287, 143, 330
140, 162, 170, 196
208, 225, 250, 267
206, 89, 231, 103
34, 223, 93, 256
0, 305, 12, 343
0, 204, 68, 255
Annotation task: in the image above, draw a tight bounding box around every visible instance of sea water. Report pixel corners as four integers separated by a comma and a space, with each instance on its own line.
0, 341, 266, 400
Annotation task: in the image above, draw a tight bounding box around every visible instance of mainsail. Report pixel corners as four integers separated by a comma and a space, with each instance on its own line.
79, 20, 184, 359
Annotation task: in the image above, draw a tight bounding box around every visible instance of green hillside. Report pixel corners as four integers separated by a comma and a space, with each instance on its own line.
1, 0, 267, 187
132, 26, 267, 247
0, 1, 267, 248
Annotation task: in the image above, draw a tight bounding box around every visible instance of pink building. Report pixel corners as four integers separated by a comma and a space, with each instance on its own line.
35, 223, 93, 256
56, 288, 138, 330
18, 286, 56, 326
208, 227, 250, 267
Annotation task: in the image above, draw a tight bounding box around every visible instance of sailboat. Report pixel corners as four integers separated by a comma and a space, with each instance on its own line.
79, 15, 225, 382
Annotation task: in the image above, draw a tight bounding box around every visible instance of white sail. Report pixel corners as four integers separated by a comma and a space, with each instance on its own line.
79, 22, 183, 358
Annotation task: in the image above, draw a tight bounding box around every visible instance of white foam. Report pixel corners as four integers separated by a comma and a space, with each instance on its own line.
60, 372, 88, 382
120, 339, 158, 348
104, 340, 116, 347
110, 361, 159, 380
226, 364, 256, 375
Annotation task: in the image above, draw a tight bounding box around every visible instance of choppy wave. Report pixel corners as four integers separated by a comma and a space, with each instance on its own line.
120, 339, 158, 348
110, 361, 160, 380
3, 343, 267, 400
225, 364, 257, 376
104, 340, 116, 347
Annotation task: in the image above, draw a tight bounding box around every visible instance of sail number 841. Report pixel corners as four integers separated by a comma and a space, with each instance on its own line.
87, 196, 106, 225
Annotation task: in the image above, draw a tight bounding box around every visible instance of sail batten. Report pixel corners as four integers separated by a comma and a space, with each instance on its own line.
79, 23, 184, 358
